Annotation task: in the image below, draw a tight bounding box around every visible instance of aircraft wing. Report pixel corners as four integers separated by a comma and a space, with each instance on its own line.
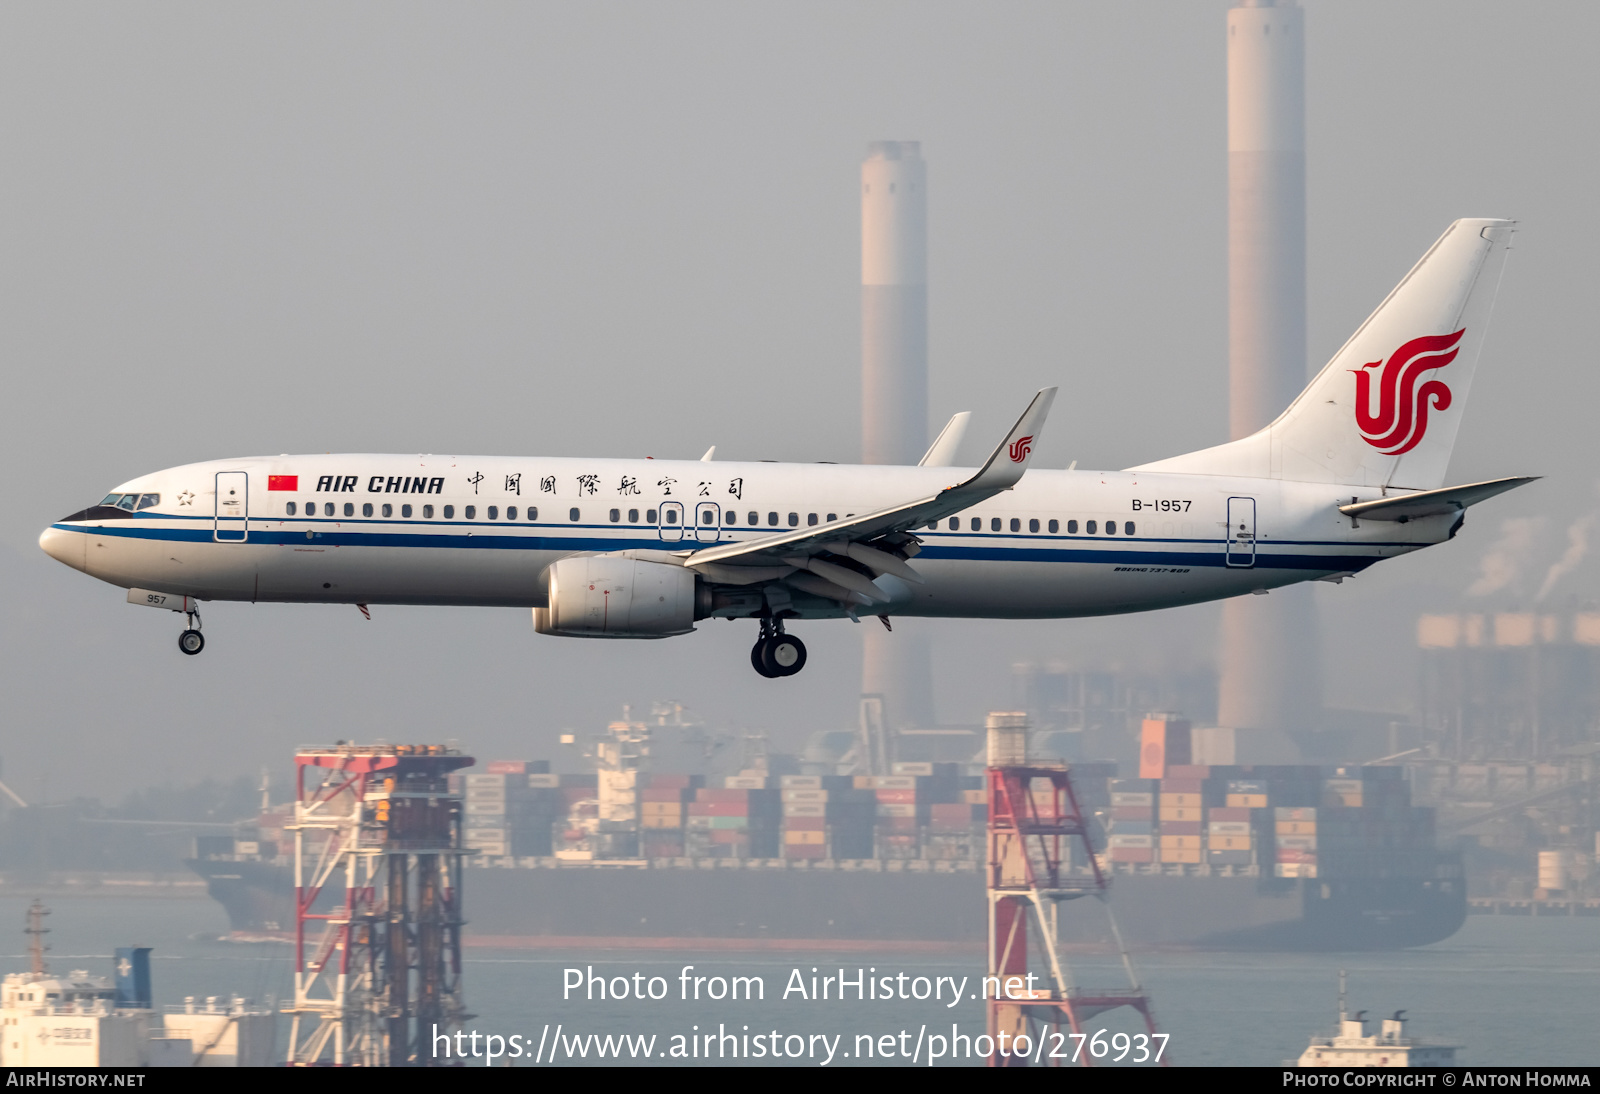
1337, 476, 1538, 522
683, 388, 1056, 601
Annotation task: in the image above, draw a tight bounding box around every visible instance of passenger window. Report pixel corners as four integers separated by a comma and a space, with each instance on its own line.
970, 517, 980, 532
827, 513, 837, 522
381, 503, 392, 518
1106, 521, 1116, 535
628, 509, 639, 523
423, 505, 434, 518
665, 510, 678, 524
325, 503, 336, 517
570, 508, 581, 522
1086, 520, 1096, 534
529, 507, 538, 520
362, 502, 373, 517
610, 509, 621, 522
748, 512, 758, 525
486, 506, 497, 520
724, 511, 736, 525
465, 506, 476, 519
788, 513, 799, 527
117, 495, 137, 511
402, 504, 413, 518
1029, 518, 1040, 533
507, 506, 517, 520
1009, 518, 1020, 532
136, 494, 159, 510
1125, 521, 1135, 536
948, 517, 958, 531
443, 505, 455, 518
767, 512, 778, 526
990, 517, 1001, 532
701, 512, 715, 526
286, 502, 297, 516
1067, 520, 1077, 534
646, 509, 657, 522
807, 513, 817, 526
344, 503, 355, 517
1048, 519, 1059, 534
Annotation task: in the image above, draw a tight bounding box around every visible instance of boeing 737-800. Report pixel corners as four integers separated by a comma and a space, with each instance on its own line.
40, 219, 1534, 677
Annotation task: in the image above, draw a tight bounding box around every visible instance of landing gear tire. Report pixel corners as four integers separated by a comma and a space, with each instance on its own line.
751, 639, 777, 678
178, 629, 205, 656
760, 634, 806, 677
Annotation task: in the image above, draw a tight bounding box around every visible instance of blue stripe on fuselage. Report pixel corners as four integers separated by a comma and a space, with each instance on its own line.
50, 520, 1403, 572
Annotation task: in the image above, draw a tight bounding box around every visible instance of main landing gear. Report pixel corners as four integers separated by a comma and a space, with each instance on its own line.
178, 606, 204, 656
751, 620, 806, 679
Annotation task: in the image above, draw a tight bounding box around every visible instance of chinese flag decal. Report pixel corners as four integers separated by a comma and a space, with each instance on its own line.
268, 475, 298, 491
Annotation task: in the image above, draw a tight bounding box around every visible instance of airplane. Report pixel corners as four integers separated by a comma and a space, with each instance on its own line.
40, 219, 1534, 678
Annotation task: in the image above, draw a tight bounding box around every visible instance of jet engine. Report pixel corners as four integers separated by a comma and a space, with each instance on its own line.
533, 555, 701, 638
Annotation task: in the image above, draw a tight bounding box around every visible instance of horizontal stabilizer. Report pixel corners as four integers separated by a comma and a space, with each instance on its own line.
1338, 476, 1538, 522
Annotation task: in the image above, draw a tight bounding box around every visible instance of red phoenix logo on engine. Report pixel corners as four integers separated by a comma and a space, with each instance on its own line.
1351, 329, 1464, 455
1008, 436, 1033, 463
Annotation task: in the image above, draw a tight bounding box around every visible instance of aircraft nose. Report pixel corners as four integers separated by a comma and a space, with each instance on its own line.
39, 525, 87, 572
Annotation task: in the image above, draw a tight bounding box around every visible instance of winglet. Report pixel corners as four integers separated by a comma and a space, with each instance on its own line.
919, 412, 972, 467
951, 387, 1056, 496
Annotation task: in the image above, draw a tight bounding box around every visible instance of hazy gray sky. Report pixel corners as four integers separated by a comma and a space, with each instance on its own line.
3, 2, 1596, 799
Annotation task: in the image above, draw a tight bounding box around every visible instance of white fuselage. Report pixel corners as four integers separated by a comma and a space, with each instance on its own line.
40, 454, 1453, 622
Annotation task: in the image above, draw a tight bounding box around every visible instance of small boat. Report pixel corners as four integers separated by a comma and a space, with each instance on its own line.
1298, 972, 1458, 1067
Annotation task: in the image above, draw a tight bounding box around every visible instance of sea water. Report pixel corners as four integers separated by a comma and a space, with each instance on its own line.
1, 895, 1594, 1067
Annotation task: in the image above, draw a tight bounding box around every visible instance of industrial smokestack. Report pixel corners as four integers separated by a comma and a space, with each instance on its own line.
861, 141, 934, 743
861, 141, 928, 466
1219, 0, 1320, 740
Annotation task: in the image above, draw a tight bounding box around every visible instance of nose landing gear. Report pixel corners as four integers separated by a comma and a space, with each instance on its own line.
178, 606, 204, 656
751, 620, 806, 678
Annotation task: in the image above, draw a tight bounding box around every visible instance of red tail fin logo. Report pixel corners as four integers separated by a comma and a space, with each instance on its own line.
1351, 329, 1464, 456
1008, 436, 1033, 463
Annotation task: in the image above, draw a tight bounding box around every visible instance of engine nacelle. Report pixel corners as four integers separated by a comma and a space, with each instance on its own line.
533, 555, 698, 638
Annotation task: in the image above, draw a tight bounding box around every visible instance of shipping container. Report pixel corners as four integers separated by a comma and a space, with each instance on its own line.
1108, 834, 1153, 848
1276, 820, 1317, 836
1109, 847, 1155, 863
1111, 792, 1155, 807
782, 803, 826, 817
1208, 821, 1251, 837
784, 830, 826, 845
1210, 835, 1253, 850
1226, 794, 1270, 808
1158, 835, 1202, 850
1111, 805, 1154, 821
892, 762, 934, 776
779, 775, 822, 789
1206, 849, 1253, 866
1158, 848, 1202, 864
1158, 805, 1203, 823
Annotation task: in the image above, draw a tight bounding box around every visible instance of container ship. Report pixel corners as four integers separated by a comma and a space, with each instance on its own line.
189, 727, 1464, 952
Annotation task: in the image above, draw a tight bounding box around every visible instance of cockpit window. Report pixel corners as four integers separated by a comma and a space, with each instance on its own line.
101, 493, 121, 506
136, 494, 159, 510
115, 495, 137, 511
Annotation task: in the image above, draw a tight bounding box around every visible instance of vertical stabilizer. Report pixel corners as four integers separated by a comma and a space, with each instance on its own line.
1132, 219, 1515, 491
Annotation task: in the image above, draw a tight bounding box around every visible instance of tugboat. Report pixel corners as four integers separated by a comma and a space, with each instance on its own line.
1298, 972, 1458, 1067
